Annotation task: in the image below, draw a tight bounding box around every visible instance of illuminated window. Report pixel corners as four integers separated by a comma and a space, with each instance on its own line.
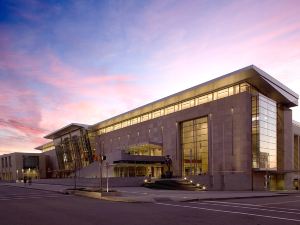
97, 82, 253, 136
228, 87, 234, 96
182, 100, 192, 110
152, 110, 161, 118
252, 94, 277, 170
141, 114, 149, 122
235, 85, 240, 94
122, 120, 130, 128
106, 126, 113, 133
240, 83, 250, 92
165, 106, 175, 115
217, 88, 228, 99
131, 118, 138, 125
181, 116, 208, 176
114, 123, 121, 130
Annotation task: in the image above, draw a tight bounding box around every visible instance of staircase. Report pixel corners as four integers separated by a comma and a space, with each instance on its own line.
143, 178, 205, 191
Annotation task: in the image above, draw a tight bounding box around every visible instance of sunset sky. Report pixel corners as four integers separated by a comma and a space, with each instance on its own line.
1, 0, 300, 154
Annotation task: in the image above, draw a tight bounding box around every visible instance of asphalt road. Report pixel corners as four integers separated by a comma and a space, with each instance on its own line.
0, 185, 300, 225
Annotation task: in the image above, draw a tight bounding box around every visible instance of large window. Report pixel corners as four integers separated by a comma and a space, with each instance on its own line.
55, 130, 94, 172
252, 94, 277, 170
181, 117, 208, 176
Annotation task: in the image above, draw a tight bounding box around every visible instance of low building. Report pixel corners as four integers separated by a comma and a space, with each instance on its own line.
0, 152, 46, 181
16, 65, 299, 190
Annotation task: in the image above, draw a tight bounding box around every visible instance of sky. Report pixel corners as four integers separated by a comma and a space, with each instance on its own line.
0, 0, 300, 154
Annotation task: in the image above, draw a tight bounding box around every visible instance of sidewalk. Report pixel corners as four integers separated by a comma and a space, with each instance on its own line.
1, 182, 289, 203
106, 187, 288, 203
0, 182, 70, 194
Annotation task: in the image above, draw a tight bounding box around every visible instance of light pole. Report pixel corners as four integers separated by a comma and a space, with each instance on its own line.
265, 153, 270, 190
209, 113, 214, 189
99, 156, 103, 193
106, 162, 109, 193
22, 169, 24, 183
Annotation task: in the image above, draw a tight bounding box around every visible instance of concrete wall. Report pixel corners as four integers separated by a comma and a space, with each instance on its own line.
42, 149, 59, 174
278, 107, 294, 190
32, 177, 144, 187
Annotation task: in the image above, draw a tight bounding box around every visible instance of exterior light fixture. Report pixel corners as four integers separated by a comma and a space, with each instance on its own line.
190, 180, 193, 183
202, 186, 206, 190
196, 183, 200, 187
183, 177, 187, 180
144, 179, 148, 183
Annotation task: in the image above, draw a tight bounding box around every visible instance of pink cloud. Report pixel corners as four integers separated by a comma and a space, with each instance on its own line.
1, 37, 152, 153
0, 119, 47, 135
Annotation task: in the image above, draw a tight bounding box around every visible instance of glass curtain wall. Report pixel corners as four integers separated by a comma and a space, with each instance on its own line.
55, 130, 94, 173
181, 117, 208, 176
252, 94, 277, 170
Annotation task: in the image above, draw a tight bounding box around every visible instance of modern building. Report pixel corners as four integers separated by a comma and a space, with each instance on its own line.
0, 152, 46, 181
34, 65, 299, 190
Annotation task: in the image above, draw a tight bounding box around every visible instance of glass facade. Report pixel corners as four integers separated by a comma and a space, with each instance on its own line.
181, 117, 208, 176
127, 144, 163, 156
252, 94, 277, 170
55, 130, 94, 174
113, 144, 163, 178
95, 83, 251, 135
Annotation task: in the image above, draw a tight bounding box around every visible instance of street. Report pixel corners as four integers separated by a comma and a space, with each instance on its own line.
0, 185, 300, 225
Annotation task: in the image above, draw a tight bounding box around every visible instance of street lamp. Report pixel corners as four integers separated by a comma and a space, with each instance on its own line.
106, 162, 110, 193
22, 169, 24, 183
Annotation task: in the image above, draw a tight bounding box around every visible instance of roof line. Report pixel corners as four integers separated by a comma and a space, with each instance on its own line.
252, 65, 299, 99
92, 65, 254, 128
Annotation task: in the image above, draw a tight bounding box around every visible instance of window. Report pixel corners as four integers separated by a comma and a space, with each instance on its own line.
165, 106, 175, 115
152, 110, 161, 118
217, 88, 228, 99
131, 118, 138, 125
181, 116, 208, 176
122, 120, 130, 128
252, 94, 277, 169
114, 123, 121, 130
141, 114, 149, 122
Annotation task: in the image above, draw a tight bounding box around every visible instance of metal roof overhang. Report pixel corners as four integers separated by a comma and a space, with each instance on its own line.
44, 123, 90, 139
35, 141, 54, 150
92, 65, 298, 130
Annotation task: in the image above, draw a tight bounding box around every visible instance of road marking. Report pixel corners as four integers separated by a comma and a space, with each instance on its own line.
155, 202, 300, 222
203, 200, 300, 212
191, 202, 300, 215
260, 200, 300, 205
